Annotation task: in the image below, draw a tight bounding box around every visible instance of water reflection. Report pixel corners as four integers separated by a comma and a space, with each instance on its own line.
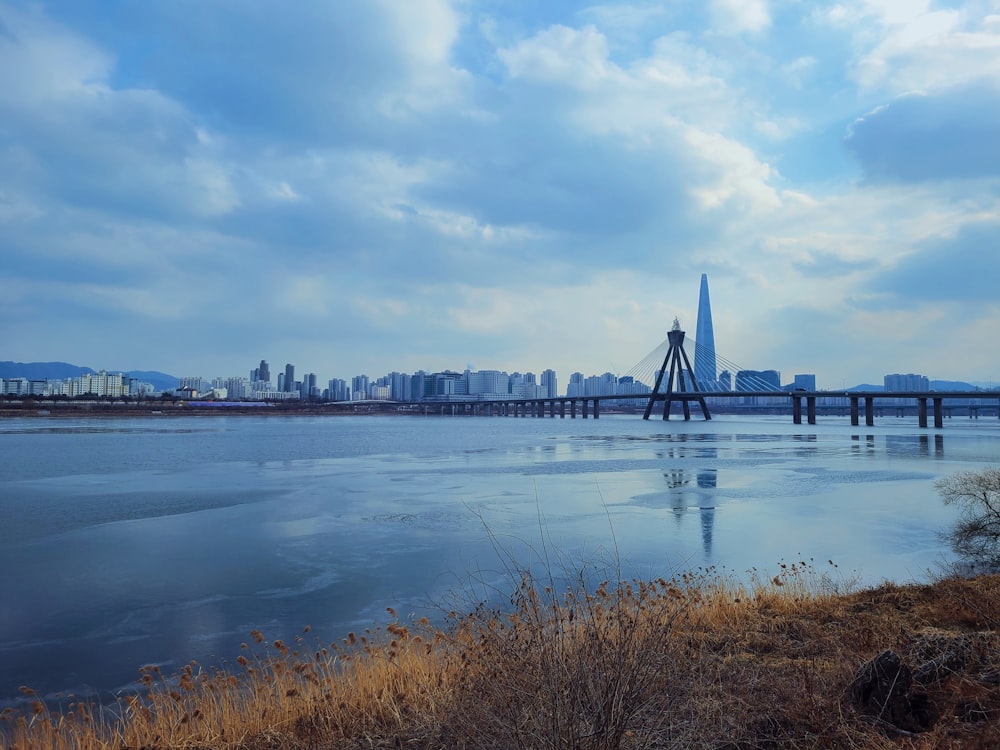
851, 434, 876, 455
887, 434, 945, 458
852, 434, 946, 458
658, 462, 718, 559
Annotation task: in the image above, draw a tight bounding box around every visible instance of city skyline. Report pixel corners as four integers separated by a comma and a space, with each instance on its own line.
1, 269, 992, 396
4, 357, 993, 402
2, 2, 999, 385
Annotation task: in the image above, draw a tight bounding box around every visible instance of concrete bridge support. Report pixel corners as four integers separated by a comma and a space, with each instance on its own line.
918, 398, 928, 428
593, 399, 600, 419
865, 396, 875, 427
792, 396, 801, 424
850, 397, 859, 426
570, 400, 576, 418
934, 398, 943, 429
582, 400, 589, 419
807, 396, 816, 425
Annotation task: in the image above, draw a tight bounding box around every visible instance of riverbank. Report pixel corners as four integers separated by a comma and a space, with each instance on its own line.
0, 401, 356, 418
4, 568, 998, 749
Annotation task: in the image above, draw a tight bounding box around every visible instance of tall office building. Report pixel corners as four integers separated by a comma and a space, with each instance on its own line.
284, 363, 295, 393
694, 273, 717, 390
258, 360, 270, 384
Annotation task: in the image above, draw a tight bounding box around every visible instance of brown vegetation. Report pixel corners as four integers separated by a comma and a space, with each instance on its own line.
3, 566, 999, 749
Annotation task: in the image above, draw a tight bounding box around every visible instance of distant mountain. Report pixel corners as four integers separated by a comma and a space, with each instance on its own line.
0, 361, 94, 380
930, 380, 976, 391
120, 370, 179, 392
0, 361, 178, 392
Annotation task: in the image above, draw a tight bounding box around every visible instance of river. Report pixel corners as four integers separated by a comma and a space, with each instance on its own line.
1, 412, 996, 706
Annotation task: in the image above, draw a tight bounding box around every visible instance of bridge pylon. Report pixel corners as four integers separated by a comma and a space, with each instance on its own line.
642, 318, 711, 421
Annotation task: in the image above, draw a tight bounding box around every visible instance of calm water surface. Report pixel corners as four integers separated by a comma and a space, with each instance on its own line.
1, 413, 997, 705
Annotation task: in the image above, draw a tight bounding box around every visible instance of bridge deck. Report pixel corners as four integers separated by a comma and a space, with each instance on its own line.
366, 390, 999, 428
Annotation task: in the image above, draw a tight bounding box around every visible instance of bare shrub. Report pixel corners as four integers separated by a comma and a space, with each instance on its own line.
936, 468, 1000, 571
439, 570, 689, 750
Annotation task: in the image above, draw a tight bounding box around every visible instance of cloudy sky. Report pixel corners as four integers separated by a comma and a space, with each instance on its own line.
2, 0, 999, 388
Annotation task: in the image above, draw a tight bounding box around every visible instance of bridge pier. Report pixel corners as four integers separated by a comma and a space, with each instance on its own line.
918, 397, 928, 428
865, 396, 874, 427
570, 400, 576, 418
792, 396, 802, 424
934, 398, 943, 428
807, 396, 816, 425
850, 397, 859, 426
593, 399, 600, 419
582, 400, 589, 419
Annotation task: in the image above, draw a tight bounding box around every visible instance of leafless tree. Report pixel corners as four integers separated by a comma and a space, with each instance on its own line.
936, 468, 1000, 570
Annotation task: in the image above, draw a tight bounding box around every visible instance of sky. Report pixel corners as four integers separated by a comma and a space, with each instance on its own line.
2, 0, 999, 389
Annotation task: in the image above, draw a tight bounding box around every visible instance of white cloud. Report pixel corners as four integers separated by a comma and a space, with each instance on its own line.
709, 0, 771, 35
371, 0, 469, 115
821, 1, 1000, 94
3, 0, 1000, 385
684, 129, 782, 211
0, 2, 111, 106
183, 159, 241, 217
499, 25, 617, 89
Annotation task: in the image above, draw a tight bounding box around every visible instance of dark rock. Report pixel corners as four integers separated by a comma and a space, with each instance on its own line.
849, 650, 937, 733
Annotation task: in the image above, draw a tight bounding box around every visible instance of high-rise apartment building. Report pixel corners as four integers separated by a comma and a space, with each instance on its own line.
566, 372, 585, 398
299, 373, 317, 399
694, 273, 717, 390
468, 370, 509, 397
793, 374, 817, 391
540, 369, 558, 398
352, 374, 370, 400
884, 373, 929, 392
327, 378, 349, 401
284, 364, 295, 393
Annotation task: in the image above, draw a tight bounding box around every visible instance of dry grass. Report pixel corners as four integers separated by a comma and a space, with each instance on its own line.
4, 566, 1000, 749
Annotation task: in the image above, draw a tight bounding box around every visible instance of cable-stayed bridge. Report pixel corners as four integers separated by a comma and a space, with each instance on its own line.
346, 323, 999, 429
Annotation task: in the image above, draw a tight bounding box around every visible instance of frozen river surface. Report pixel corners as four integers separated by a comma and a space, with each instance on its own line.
1, 413, 997, 705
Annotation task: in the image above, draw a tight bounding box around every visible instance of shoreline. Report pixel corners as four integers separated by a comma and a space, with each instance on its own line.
4, 571, 999, 748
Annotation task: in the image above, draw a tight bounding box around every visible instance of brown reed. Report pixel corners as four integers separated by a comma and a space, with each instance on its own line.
2, 566, 999, 749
